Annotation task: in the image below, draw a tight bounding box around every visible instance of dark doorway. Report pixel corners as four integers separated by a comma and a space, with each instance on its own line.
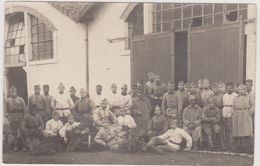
174, 31, 188, 85
7, 67, 28, 105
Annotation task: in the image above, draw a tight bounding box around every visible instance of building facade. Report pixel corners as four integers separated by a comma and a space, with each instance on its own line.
3, 2, 256, 103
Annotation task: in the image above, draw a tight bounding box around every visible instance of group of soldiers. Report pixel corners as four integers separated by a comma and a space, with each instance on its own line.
3, 72, 255, 154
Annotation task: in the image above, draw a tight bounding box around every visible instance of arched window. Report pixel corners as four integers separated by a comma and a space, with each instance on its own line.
5, 11, 55, 66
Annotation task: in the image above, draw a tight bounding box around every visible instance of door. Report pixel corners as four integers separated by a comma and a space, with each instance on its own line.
131, 31, 174, 85
187, 22, 245, 84
7, 67, 28, 105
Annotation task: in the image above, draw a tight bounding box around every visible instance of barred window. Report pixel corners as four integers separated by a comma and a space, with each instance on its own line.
30, 14, 53, 61
152, 3, 248, 33
5, 13, 26, 63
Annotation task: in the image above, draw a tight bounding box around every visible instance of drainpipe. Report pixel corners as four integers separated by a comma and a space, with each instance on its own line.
85, 23, 89, 93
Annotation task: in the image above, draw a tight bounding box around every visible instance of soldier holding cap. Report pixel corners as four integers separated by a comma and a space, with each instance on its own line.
118, 84, 133, 114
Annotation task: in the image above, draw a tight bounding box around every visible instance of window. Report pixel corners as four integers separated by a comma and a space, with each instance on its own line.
5, 13, 26, 63
30, 14, 53, 61
128, 4, 144, 36
152, 3, 248, 33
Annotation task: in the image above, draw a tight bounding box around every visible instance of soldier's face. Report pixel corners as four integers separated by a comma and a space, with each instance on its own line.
226, 86, 233, 94
111, 87, 117, 93
121, 87, 127, 94
190, 99, 196, 105
96, 87, 102, 94
34, 88, 41, 95
101, 102, 107, 110
178, 84, 184, 90
68, 118, 74, 124
246, 82, 252, 91
9, 90, 17, 98
80, 91, 87, 98
43, 87, 49, 93
59, 88, 65, 94
30, 109, 36, 115
53, 114, 59, 121
154, 109, 161, 115
69, 90, 76, 96
203, 82, 210, 88
170, 123, 177, 130
168, 86, 175, 92
198, 82, 203, 89
103, 122, 109, 129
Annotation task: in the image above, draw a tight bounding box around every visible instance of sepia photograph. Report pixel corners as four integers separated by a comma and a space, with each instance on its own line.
1, 1, 257, 165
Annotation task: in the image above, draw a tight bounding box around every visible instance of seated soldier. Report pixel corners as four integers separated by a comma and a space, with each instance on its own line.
147, 105, 164, 139
37, 110, 64, 155
202, 97, 224, 150
142, 120, 192, 154
21, 104, 44, 154
163, 108, 178, 132
93, 99, 118, 130
183, 95, 202, 150
94, 121, 125, 151
117, 108, 137, 132
3, 116, 14, 152
59, 114, 91, 152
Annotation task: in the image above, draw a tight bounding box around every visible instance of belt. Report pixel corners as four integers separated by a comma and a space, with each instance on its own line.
224, 105, 232, 107
56, 108, 70, 110
236, 108, 250, 110
169, 140, 181, 146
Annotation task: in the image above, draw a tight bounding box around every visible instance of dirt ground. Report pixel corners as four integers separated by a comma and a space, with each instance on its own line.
2, 150, 254, 166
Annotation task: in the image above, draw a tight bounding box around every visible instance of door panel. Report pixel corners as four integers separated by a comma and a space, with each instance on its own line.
131, 32, 174, 85
188, 23, 244, 84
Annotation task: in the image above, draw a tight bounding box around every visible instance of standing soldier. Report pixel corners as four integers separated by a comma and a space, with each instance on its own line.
176, 81, 187, 128
222, 82, 237, 149
69, 86, 80, 104
43, 85, 53, 122
183, 95, 202, 150
232, 84, 254, 149
245, 79, 255, 132
51, 83, 74, 124
28, 85, 47, 124
201, 79, 214, 107
149, 73, 167, 116
161, 82, 180, 127
144, 72, 155, 98
202, 97, 224, 150
131, 88, 152, 138
212, 83, 223, 110
107, 83, 120, 113
93, 85, 106, 108
118, 84, 133, 114
5, 86, 27, 151
71, 88, 94, 122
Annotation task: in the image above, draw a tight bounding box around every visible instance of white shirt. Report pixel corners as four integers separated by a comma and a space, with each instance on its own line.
159, 128, 192, 150
107, 92, 120, 107
117, 115, 137, 129
118, 94, 133, 112
51, 93, 74, 117
222, 92, 238, 118
93, 94, 106, 107
59, 121, 80, 138
45, 119, 63, 136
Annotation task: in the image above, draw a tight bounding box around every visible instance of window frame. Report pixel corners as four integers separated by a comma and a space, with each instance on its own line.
152, 3, 248, 33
